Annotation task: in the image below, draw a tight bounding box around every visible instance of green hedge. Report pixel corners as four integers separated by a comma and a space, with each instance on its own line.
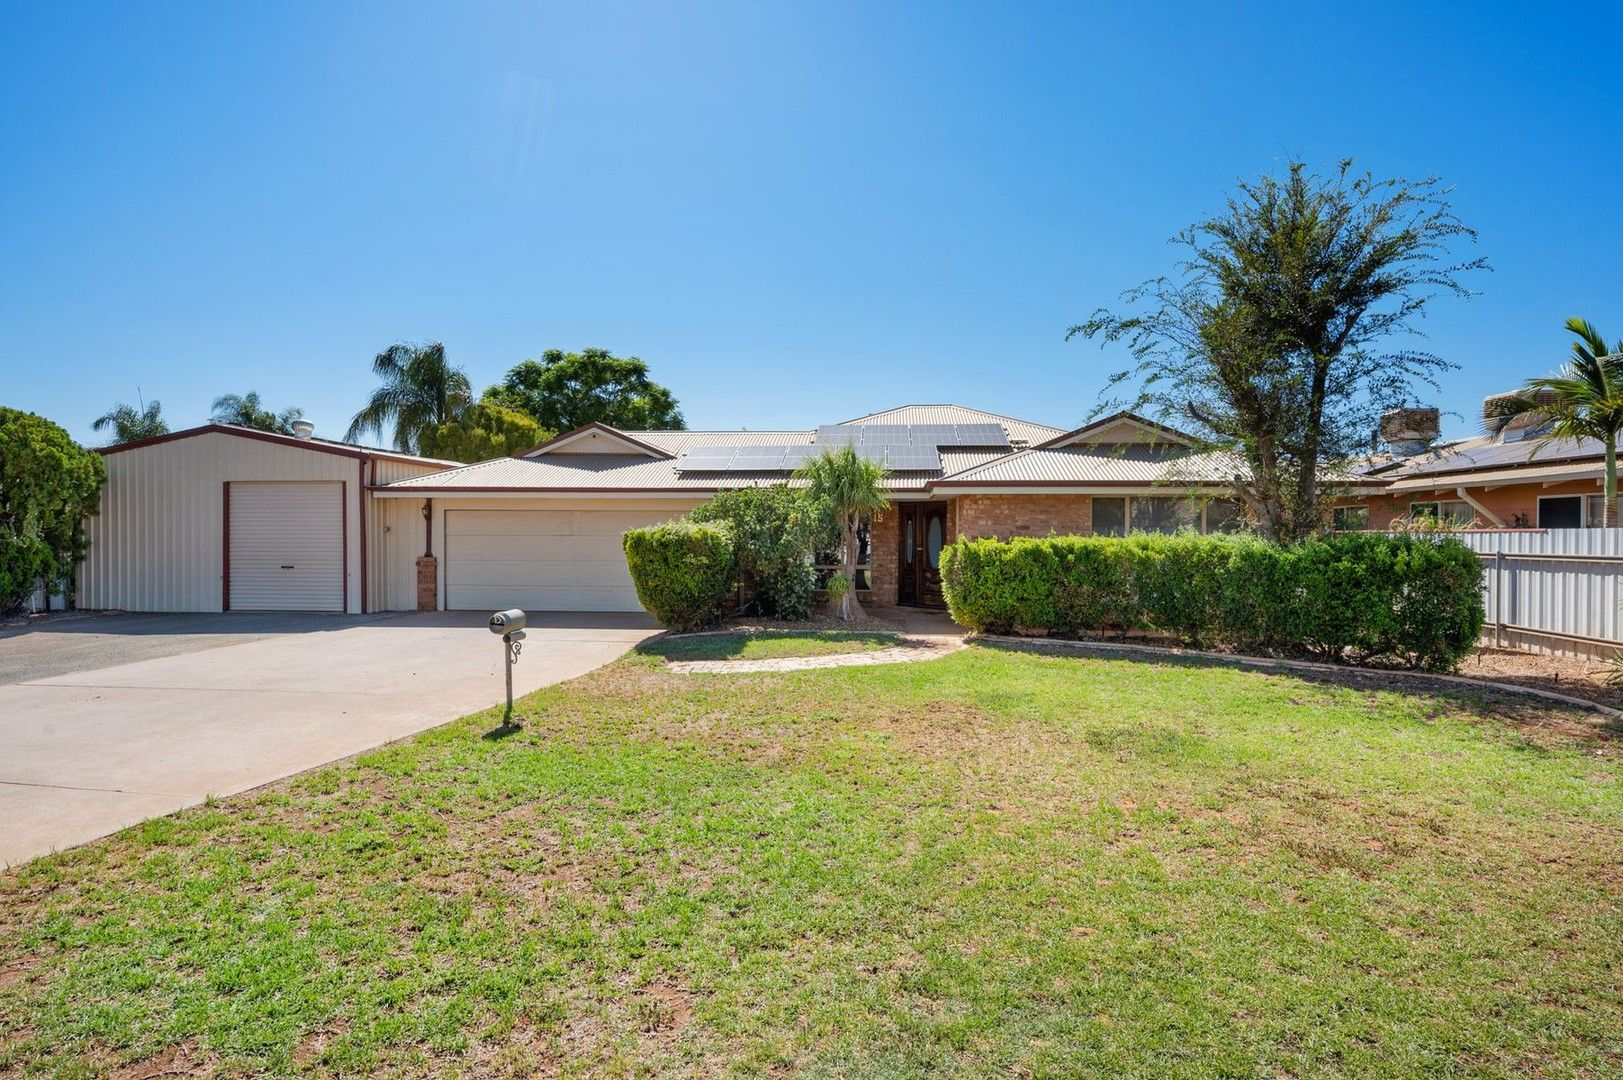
623, 520, 736, 631
940, 532, 1485, 671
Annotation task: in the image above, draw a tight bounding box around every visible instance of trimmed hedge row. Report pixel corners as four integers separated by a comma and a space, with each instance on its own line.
940, 532, 1485, 671
623, 520, 736, 631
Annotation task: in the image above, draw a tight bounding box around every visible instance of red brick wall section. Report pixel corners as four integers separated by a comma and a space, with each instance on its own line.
953, 495, 1093, 540
415, 555, 438, 611
1358, 478, 1601, 530
867, 506, 900, 606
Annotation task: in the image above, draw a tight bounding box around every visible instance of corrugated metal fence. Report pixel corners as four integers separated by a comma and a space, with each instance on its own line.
1450, 529, 1623, 659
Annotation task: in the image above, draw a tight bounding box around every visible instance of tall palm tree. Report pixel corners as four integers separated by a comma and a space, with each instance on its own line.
794, 445, 890, 621
346, 341, 472, 453
91, 397, 167, 445
1486, 317, 1623, 526
211, 391, 304, 435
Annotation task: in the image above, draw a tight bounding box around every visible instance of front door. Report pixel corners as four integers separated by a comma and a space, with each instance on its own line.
898, 503, 949, 607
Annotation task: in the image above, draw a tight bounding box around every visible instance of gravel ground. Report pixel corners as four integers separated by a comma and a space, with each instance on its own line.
1460, 646, 1623, 711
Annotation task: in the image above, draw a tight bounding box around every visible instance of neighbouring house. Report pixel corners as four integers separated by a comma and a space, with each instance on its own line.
1342, 404, 1611, 531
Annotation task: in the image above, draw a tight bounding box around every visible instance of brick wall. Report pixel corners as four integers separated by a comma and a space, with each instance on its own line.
953, 495, 1093, 540
1359, 478, 1601, 530
866, 506, 899, 606
415, 555, 438, 611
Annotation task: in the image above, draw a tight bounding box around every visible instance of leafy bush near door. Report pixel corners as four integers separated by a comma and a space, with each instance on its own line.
622, 521, 735, 631
0, 408, 107, 614
940, 532, 1484, 671
686, 485, 831, 620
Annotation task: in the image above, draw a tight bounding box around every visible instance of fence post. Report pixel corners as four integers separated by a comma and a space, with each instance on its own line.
1493, 549, 1504, 648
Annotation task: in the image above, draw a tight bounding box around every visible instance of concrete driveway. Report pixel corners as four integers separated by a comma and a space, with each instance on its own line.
0, 610, 658, 867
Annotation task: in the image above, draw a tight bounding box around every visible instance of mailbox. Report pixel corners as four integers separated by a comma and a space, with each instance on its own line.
488, 608, 526, 635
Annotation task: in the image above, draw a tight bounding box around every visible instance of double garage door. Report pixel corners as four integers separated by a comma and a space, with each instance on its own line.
444, 509, 671, 612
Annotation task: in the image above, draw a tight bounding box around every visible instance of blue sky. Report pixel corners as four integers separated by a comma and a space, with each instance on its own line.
4, 2, 1621, 446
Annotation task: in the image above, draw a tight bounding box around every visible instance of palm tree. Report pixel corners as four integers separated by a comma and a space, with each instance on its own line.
346, 341, 472, 453
1486, 317, 1623, 526
211, 391, 304, 434
794, 445, 890, 621
91, 397, 167, 445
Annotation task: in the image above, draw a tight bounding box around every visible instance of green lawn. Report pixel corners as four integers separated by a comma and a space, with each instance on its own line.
1, 645, 1619, 1077
638, 629, 900, 662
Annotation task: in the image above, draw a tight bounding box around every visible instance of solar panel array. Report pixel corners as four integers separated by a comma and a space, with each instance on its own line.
677, 422, 1011, 473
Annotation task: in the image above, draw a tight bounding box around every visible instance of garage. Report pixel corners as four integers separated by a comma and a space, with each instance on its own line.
227, 482, 345, 611
444, 508, 665, 612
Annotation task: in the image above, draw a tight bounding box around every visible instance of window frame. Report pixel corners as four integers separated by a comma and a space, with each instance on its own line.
1091, 495, 1243, 537
1536, 494, 1584, 529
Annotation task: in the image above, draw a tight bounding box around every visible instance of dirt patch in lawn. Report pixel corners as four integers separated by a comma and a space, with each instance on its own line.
1461, 646, 1623, 712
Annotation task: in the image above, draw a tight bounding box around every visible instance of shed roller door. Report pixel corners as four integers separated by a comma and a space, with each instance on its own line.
228, 482, 345, 612
445, 509, 671, 612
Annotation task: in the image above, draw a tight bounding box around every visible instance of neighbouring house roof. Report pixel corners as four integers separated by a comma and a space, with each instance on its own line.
1364, 433, 1606, 479
97, 422, 461, 468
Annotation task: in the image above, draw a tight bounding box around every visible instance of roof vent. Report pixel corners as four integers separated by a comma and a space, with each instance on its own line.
1377, 407, 1439, 458
290, 420, 316, 440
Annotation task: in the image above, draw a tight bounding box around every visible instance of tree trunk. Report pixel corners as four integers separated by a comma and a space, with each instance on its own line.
839, 516, 864, 621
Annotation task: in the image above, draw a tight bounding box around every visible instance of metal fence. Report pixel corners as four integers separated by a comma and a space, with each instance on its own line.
1449, 529, 1623, 659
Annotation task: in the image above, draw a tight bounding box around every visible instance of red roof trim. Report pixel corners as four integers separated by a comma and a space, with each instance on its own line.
96, 423, 456, 467
517, 422, 675, 460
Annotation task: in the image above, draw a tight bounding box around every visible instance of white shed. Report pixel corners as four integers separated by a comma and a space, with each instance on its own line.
78, 424, 452, 613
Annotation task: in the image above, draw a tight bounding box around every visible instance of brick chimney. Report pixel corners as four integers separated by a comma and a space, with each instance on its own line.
1377, 407, 1440, 457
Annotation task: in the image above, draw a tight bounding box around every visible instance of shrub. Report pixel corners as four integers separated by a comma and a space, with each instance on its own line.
940, 532, 1484, 671
687, 485, 830, 620
622, 520, 735, 631
0, 408, 107, 614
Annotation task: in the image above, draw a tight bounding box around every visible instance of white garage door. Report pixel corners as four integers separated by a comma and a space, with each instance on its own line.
228, 482, 345, 612
444, 508, 671, 612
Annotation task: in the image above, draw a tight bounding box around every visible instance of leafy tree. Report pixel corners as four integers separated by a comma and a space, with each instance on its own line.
1486, 317, 1623, 526
211, 391, 304, 435
347, 341, 473, 453
794, 446, 889, 621
688, 485, 832, 620
1071, 160, 1485, 541
0, 408, 106, 614
91, 397, 167, 445
417, 402, 548, 463
483, 347, 685, 433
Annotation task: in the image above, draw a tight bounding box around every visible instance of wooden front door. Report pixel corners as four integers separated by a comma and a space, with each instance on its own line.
898, 503, 948, 607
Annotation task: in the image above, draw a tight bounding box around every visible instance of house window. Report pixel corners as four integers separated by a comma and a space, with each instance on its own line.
1332, 505, 1370, 531
1205, 499, 1242, 533
815, 516, 872, 591
1537, 496, 1582, 529
1410, 500, 1474, 527
1586, 494, 1608, 527
1093, 497, 1126, 537
1093, 495, 1243, 536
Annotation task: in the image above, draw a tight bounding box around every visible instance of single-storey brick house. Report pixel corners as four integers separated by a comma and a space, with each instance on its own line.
373, 404, 1338, 612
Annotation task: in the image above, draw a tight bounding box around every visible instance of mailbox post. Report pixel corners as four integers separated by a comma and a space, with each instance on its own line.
488, 608, 527, 729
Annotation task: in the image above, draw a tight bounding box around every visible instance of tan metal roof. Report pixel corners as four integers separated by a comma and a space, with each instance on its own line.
1386, 460, 1605, 493
840, 404, 1065, 446
933, 446, 1247, 486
